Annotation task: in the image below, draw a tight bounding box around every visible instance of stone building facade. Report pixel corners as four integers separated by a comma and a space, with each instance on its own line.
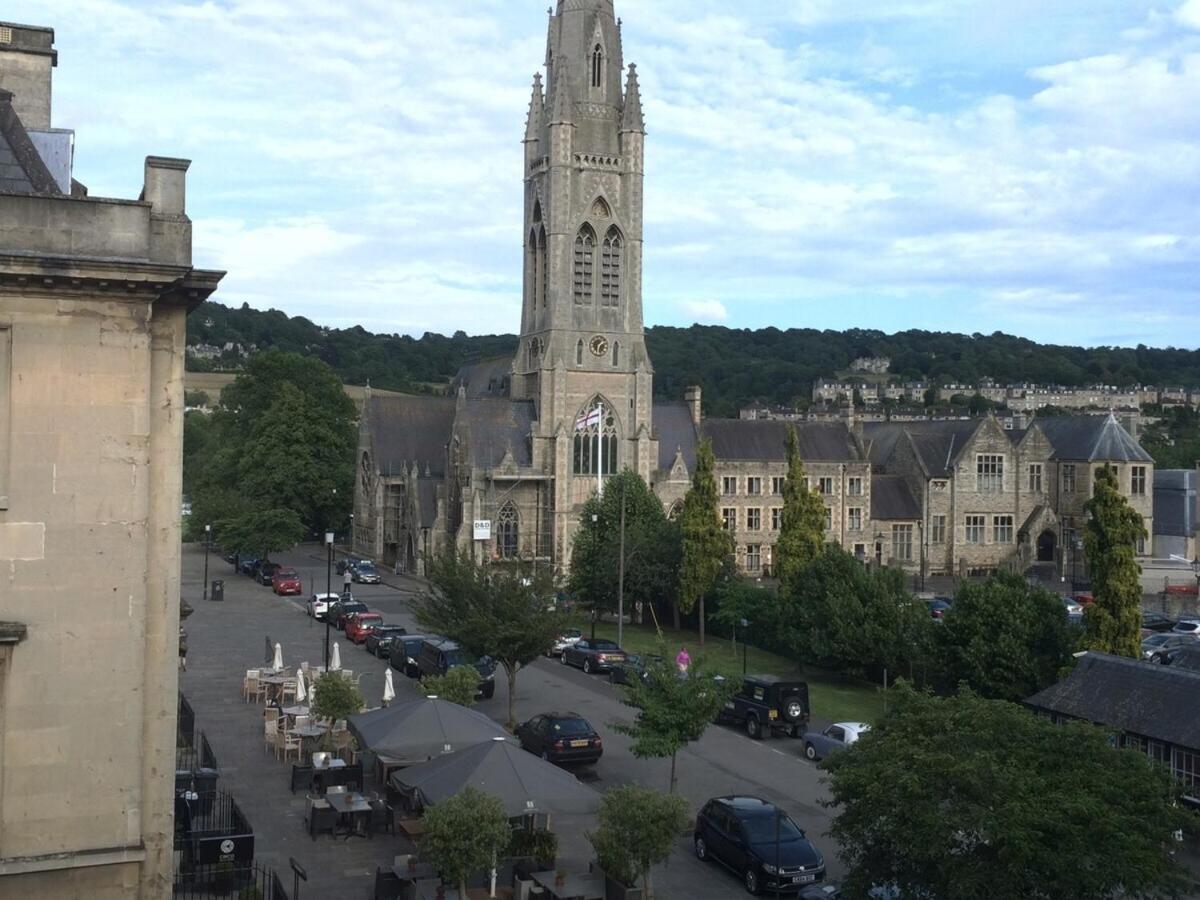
0, 22, 222, 898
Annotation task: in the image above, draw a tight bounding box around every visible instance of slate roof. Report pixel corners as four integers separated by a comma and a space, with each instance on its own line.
870, 475, 920, 521
364, 395, 456, 477
1025, 652, 1200, 749
702, 420, 863, 463
452, 357, 513, 399
0, 90, 60, 195
653, 402, 698, 472
456, 398, 535, 469
1035, 414, 1153, 463
863, 420, 982, 475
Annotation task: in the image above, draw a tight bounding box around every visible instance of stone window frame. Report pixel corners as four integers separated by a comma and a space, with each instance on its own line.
1131, 465, 1147, 496
1028, 463, 1043, 494
976, 453, 1004, 493
930, 515, 946, 544
823, 506, 832, 532
847, 507, 863, 532
770, 476, 785, 496
745, 544, 762, 572
891, 524, 914, 561
847, 476, 863, 496
965, 514, 986, 544
992, 515, 1014, 544
817, 476, 835, 496
745, 508, 761, 532
1062, 463, 1077, 494
721, 507, 736, 532
0, 325, 8, 509
746, 477, 762, 496
721, 477, 738, 497
770, 508, 782, 531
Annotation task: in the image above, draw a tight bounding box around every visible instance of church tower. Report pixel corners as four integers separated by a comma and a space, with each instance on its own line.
514, 0, 657, 557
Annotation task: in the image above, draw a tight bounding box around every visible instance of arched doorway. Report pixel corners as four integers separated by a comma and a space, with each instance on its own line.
1037, 529, 1057, 563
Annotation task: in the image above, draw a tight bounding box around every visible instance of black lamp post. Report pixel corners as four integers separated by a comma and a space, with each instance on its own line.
1071, 535, 1083, 594
324, 530, 334, 670
740, 618, 750, 675
202, 524, 211, 600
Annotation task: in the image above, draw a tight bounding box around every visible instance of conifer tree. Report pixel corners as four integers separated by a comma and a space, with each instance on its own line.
1083, 464, 1147, 658
775, 427, 828, 591
678, 441, 733, 645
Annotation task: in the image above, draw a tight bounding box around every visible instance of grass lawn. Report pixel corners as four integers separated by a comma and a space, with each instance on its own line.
585, 620, 886, 725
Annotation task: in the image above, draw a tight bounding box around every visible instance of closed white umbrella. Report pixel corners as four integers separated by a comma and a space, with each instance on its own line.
272, 642, 283, 671
330, 642, 342, 671
295, 668, 307, 703
383, 668, 396, 705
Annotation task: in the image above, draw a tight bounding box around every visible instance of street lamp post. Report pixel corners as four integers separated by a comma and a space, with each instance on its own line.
741, 618, 749, 675
202, 524, 212, 600
617, 483, 626, 649
324, 531, 334, 669
1071, 535, 1083, 595
349, 512, 355, 554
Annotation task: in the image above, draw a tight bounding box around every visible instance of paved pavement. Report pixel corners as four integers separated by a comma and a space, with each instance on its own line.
181, 543, 842, 898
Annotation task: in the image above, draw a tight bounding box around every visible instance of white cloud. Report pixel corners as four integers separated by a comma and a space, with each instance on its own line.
1177, 0, 1200, 29
678, 299, 728, 323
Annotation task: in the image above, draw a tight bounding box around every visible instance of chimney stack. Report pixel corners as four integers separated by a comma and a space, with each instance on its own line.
0, 22, 57, 131
684, 385, 702, 427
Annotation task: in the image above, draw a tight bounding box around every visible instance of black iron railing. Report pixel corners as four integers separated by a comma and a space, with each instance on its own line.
178, 693, 196, 746
175, 790, 255, 868
173, 862, 288, 899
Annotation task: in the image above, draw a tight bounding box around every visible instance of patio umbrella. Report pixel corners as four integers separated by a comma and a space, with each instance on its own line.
382, 668, 395, 705
330, 642, 341, 671
295, 668, 307, 703
348, 696, 509, 762
272, 642, 283, 671
388, 736, 601, 818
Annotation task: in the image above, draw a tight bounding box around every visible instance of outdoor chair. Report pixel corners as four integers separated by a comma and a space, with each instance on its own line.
308, 798, 336, 841
293, 714, 311, 729
369, 799, 395, 836
338, 669, 354, 681
275, 727, 301, 763
243, 669, 261, 702
263, 706, 280, 724
373, 867, 404, 900
263, 718, 278, 754
280, 679, 298, 703
290, 763, 314, 794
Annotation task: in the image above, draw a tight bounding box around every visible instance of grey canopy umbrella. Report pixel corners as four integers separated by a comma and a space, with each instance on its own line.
389, 736, 601, 818
347, 696, 509, 762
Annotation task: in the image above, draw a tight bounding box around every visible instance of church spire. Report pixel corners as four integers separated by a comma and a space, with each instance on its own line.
621, 62, 644, 133
524, 72, 544, 142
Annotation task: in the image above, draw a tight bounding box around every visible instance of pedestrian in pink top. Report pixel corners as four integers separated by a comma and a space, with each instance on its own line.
676, 646, 691, 674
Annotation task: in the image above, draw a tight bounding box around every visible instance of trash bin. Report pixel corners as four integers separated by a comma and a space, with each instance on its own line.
210, 580, 224, 602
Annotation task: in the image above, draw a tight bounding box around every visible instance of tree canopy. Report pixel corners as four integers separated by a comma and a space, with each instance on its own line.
825, 686, 1190, 900
677, 440, 733, 645
421, 788, 512, 899
1084, 464, 1148, 658
589, 785, 689, 899
774, 428, 828, 590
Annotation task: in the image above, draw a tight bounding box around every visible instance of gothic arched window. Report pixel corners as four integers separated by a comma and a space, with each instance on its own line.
576, 340, 584, 366
497, 502, 519, 560
537, 227, 548, 309
612, 341, 620, 367
600, 228, 622, 308
592, 45, 604, 89
573, 226, 595, 305
573, 399, 618, 476
668, 500, 684, 521
529, 229, 541, 310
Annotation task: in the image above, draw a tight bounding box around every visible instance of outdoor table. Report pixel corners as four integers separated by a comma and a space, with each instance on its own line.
414, 878, 459, 900
324, 790, 372, 838
311, 753, 346, 770
258, 674, 289, 702
292, 725, 327, 762
282, 705, 310, 718
532, 870, 605, 900
393, 861, 437, 882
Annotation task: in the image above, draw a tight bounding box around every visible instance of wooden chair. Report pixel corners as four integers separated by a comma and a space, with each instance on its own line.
263, 718, 278, 754
243, 669, 261, 702
293, 714, 311, 729
369, 799, 395, 836
279, 679, 298, 704
275, 727, 301, 762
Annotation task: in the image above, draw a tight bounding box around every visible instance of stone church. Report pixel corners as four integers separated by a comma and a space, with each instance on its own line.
354, 0, 1156, 581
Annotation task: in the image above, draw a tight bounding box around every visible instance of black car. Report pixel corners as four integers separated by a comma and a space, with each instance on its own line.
609, 653, 661, 685
694, 796, 825, 895
336, 557, 366, 575
1142, 611, 1178, 633
365, 625, 409, 658
715, 676, 810, 740
331, 599, 370, 630
390, 634, 439, 678
515, 712, 603, 765
416, 638, 496, 699
238, 556, 261, 575
561, 638, 627, 674
254, 561, 281, 585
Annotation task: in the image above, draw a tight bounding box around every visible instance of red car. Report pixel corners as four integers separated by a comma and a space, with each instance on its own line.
344, 613, 384, 644
272, 568, 302, 596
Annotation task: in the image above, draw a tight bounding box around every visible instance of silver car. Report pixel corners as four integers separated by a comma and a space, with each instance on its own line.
803, 722, 870, 762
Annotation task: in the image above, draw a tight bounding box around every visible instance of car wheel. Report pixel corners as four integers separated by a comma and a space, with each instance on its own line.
744, 868, 760, 895
694, 836, 708, 861
746, 716, 762, 740
560, 652, 569, 666
805, 743, 817, 761
583, 659, 593, 675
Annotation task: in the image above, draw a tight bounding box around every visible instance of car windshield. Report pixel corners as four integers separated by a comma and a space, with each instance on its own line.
278, 570, 297, 578
592, 640, 620, 651
551, 718, 592, 735
741, 812, 805, 844
357, 563, 376, 572
443, 649, 468, 666
1143, 635, 1170, 647
344, 603, 367, 613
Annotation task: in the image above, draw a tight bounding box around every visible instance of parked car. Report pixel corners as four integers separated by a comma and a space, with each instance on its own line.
1171, 619, 1200, 637
925, 598, 952, 620
1060, 596, 1084, 620
255, 561, 281, 585
238, 556, 261, 575
416, 638, 496, 699
1142, 611, 1178, 633
802, 722, 870, 762
694, 796, 825, 895
609, 653, 662, 685
336, 557, 366, 576
390, 634, 439, 678
271, 568, 302, 595
547, 628, 584, 658
716, 675, 810, 740
515, 712, 603, 765
307, 592, 341, 620
331, 599, 370, 630
350, 561, 382, 585
366, 625, 409, 658
1143, 634, 1200, 663
1073, 592, 1095, 607
344, 612, 385, 644
561, 638, 627, 674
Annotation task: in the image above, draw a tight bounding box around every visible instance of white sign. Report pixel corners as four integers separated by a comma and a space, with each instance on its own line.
219, 839, 235, 855
473, 520, 492, 541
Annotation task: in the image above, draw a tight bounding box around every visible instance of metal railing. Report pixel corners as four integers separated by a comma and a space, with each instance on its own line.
173, 862, 288, 899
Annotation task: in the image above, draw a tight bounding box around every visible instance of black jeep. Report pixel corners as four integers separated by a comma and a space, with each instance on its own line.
716, 675, 810, 740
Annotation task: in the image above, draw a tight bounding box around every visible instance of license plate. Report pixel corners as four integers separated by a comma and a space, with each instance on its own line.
570, 740, 589, 748
768, 710, 778, 719
792, 875, 816, 884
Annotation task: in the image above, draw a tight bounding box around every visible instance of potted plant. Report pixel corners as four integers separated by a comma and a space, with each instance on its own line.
588, 785, 688, 899
310, 672, 364, 752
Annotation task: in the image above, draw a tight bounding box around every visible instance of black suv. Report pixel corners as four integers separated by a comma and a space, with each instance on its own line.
415, 638, 497, 699
365, 625, 408, 658
716, 675, 809, 739
694, 796, 825, 895
390, 634, 439, 678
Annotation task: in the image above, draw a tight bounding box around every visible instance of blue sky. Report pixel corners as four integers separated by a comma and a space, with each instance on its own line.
13, 0, 1200, 346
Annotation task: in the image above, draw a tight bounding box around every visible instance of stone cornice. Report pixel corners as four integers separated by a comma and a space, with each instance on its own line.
0, 621, 27, 644
0, 254, 224, 311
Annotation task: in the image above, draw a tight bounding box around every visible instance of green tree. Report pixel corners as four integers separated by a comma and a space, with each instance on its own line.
774, 427, 828, 591
678, 441, 734, 646
612, 650, 739, 792
568, 469, 681, 629
421, 788, 512, 900
588, 785, 689, 900
212, 507, 307, 561
1083, 464, 1148, 658
419, 665, 479, 708
825, 686, 1189, 900
936, 574, 1075, 701
310, 671, 364, 751
418, 552, 564, 730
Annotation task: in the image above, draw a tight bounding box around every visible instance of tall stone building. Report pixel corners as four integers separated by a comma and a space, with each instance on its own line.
0, 22, 223, 898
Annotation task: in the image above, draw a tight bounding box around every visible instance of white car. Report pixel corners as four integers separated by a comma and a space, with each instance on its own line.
803, 722, 871, 761
1171, 620, 1200, 636
307, 592, 340, 620
547, 629, 583, 657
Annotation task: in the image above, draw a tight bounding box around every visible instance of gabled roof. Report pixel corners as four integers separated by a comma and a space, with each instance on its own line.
365, 395, 455, 477
653, 402, 697, 472
456, 398, 535, 469
0, 90, 61, 195
1025, 652, 1200, 749
1034, 414, 1152, 463
702, 420, 863, 463
870, 475, 920, 521
863, 420, 983, 475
